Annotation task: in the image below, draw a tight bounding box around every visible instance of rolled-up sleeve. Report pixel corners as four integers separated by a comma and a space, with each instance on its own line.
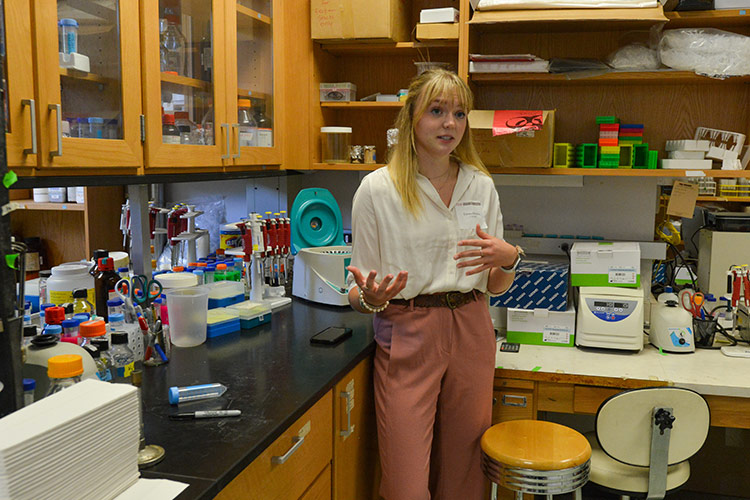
347, 175, 382, 291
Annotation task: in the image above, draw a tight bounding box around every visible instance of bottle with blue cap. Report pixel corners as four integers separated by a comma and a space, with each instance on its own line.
61, 318, 80, 339
44, 324, 63, 339
58, 18, 79, 54
23, 379, 36, 407
107, 298, 124, 318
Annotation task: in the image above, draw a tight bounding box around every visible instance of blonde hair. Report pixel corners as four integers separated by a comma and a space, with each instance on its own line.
387, 68, 488, 217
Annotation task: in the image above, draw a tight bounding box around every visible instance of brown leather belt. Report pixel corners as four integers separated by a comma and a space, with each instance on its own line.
391, 290, 479, 310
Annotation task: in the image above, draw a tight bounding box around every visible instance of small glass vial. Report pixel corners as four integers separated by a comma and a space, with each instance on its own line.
214, 263, 227, 282
87, 117, 105, 139
58, 18, 79, 54
23, 378, 36, 407
168, 383, 227, 405
108, 313, 126, 334
61, 318, 80, 339
110, 332, 135, 384
39, 270, 52, 306
106, 119, 119, 140
193, 269, 205, 285
179, 125, 192, 144
107, 298, 124, 318
46, 354, 83, 396
44, 324, 62, 339
364, 145, 377, 164
205, 265, 216, 284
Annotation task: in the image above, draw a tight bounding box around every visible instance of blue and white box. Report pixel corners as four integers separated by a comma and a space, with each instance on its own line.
490, 256, 569, 312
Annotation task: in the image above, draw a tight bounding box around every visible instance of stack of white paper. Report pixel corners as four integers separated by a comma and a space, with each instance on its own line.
469, 54, 549, 73
0, 379, 141, 500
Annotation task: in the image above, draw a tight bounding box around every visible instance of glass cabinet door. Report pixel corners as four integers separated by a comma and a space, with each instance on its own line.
3, 1, 38, 169
34, 0, 143, 168
227, 0, 281, 167
143, 0, 227, 168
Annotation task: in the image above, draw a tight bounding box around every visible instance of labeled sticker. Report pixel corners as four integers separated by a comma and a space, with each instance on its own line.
543, 324, 571, 344
455, 201, 486, 230
116, 362, 135, 379
609, 266, 637, 284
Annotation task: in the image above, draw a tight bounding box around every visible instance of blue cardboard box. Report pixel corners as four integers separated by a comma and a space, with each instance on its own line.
490, 256, 569, 312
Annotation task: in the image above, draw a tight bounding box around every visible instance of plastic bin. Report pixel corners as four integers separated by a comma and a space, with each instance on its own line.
166, 287, 209, 347
321, 127, 352, 164
206, 308, 241, 338
228, 301, 271, 330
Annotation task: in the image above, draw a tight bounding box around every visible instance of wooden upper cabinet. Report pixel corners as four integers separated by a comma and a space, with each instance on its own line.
3, 1, 38, 171
224, 0, 283, 168
141, 0, 228, 169
32, 0, 143, 169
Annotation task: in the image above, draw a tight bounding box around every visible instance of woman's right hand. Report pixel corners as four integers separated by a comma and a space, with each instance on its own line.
347, 266, 408, 307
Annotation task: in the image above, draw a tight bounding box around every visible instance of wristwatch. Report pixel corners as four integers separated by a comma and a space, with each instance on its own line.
499, 245, 524, 274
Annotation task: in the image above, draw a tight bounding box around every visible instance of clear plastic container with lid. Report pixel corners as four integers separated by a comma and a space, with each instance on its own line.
46, 354, 83, 396
321, 127, 352, 163
58, 18, 79, 54
86, 117, 105, 139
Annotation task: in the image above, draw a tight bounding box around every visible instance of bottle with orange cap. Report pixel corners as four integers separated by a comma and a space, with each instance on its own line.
78, 319, 107, 349
45, 354, 83, 396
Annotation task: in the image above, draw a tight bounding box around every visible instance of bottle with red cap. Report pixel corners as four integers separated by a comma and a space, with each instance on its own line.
44, 306, 66, 327
94, 258, 120, 321
162, 114, 180, 144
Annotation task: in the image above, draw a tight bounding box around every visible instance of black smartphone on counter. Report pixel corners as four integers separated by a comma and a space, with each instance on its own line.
310, 326, 353, 346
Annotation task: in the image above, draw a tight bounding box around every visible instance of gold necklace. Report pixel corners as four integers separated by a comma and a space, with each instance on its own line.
427, 165, 455, 192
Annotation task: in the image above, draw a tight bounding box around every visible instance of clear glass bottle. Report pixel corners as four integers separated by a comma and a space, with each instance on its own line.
162, 114, 180, 144
174, 111, 197, 144
39, 270, 51, 306
61, 319, 80, 339
237, 99, 258, 147
110, 332, 135, 384
84, 344, 113, 382
23, 378, 36, 407
214, 263, 227, 282
78, 319, 107, 349
72, 288, 94, 315
45, 354, 83, 396
161, 15, 186, 76
107, 298, 124, 318
91, 338, 114, 382
254, 99, 273, 148
200, 103, 214, 146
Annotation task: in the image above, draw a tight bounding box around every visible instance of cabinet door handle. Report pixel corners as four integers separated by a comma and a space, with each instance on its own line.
232, 123, 240, 158
502, 394, 527, 407
340, 390, 355, 438
271, 435, 304, 465
220, 123, 230, 159
21, 99, 36, 155
48, 104, 62, 157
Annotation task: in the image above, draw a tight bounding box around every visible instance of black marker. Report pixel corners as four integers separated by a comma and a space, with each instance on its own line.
170, 410, 242, 420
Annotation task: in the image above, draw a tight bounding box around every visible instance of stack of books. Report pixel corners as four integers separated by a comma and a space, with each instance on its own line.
0, 379, 141, 500
469, 54, 550, 73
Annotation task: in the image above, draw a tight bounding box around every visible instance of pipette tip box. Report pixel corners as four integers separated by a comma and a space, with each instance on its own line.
206, 308, 241, 338
228, 301, 272, 330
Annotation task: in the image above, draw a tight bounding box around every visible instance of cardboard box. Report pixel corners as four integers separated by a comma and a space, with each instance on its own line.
571, 241, 641, 288
468, 110, 555, 167
416, 23, 459, 41
506, 305, 576, 347
490, 255, 569, 311
311, 0, 410, 42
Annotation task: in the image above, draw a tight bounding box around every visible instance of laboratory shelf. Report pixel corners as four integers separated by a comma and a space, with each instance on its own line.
665, 9, 750, 28
236, 4, 272, 25
312, 162, 383, 171
160, 72, 211, 91
697, 196, 750, 202
59, 68, 117, 86
470, 71, 750, 85
237, 87, 270, 100
10, 199, 85, 211
319, 41, 458, 56
320, 101, 403, 109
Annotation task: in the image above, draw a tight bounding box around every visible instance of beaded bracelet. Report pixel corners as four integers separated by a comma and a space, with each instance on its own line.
358, 286, 389, 313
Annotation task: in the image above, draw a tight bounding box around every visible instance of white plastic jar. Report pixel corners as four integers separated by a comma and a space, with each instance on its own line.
47, 263, 95, 306
32, 188, 49, 203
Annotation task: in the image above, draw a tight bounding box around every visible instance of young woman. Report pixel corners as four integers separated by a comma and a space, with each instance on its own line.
346, 69, 522, 500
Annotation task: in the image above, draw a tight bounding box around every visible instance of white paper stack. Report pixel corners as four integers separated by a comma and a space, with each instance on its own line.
469, 54, 549, 73
0, 379, 141, 500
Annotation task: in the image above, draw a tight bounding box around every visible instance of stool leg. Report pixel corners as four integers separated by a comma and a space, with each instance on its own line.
515, 491, 523, 500
489, 482, 497, 500
545, 495, 553, 500
573, 488, 582, 500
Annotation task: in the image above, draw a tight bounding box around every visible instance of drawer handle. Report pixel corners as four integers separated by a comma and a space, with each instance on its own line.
340, 390, 354, 438
271, 435, 305, 465
21, 99, 37, 155
502, 395, 527, 407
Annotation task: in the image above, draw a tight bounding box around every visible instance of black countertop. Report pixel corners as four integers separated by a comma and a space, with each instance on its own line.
139, 299, 375, 499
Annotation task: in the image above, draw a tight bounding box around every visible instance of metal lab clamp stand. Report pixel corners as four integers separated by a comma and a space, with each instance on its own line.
171, 205, 208, 267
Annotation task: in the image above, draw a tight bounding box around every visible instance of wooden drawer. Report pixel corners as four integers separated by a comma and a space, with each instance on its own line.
216, 391, 333, 500
300, 464, 332, 500
492, 388, 535, 423
573, 386, 620, 414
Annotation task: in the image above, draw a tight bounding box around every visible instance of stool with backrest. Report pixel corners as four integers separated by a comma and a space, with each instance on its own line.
481, 419, 591, 500
586, 386, 710, 499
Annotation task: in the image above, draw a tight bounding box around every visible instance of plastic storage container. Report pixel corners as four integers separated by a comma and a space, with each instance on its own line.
32, 188, 50, 203
319, 82, 357, 102
86, 117, 105, 139
228, 300, 271, 330
206, 308, 241, 338
166, 287, 210, 347
207, 281, 245, 309
47, 263, 95, 306
321, 127, 352, 164
58, 18, 79, 54
48, 188, 67, 203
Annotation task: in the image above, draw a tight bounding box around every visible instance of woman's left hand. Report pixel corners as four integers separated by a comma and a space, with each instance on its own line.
454, 224, 518, 276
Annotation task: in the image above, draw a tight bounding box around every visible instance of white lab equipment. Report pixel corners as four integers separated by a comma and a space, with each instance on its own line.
576, 286, 644, 351
649, 301, 695, 353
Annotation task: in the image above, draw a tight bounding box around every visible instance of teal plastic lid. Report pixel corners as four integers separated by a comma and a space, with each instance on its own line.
290, 188, 345, 253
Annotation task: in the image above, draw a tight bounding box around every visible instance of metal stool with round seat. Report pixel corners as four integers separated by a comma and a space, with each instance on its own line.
480, 419, 591, 500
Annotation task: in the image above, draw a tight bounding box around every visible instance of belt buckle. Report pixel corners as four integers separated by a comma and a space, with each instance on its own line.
445, 292, 462, 309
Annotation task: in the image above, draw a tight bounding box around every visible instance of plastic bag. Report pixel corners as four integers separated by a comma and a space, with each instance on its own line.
607, 43, 660, 70
659, 28, 750, 78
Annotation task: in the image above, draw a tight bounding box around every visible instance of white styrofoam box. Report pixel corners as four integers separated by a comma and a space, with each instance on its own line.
660, 159, 713, 170
506, 305, 576, 347
665, 139, 710, 152
668, 150, 705, 159
58, 51, 90, 72
419, 7, 460, 23
571, 241, 641, 288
